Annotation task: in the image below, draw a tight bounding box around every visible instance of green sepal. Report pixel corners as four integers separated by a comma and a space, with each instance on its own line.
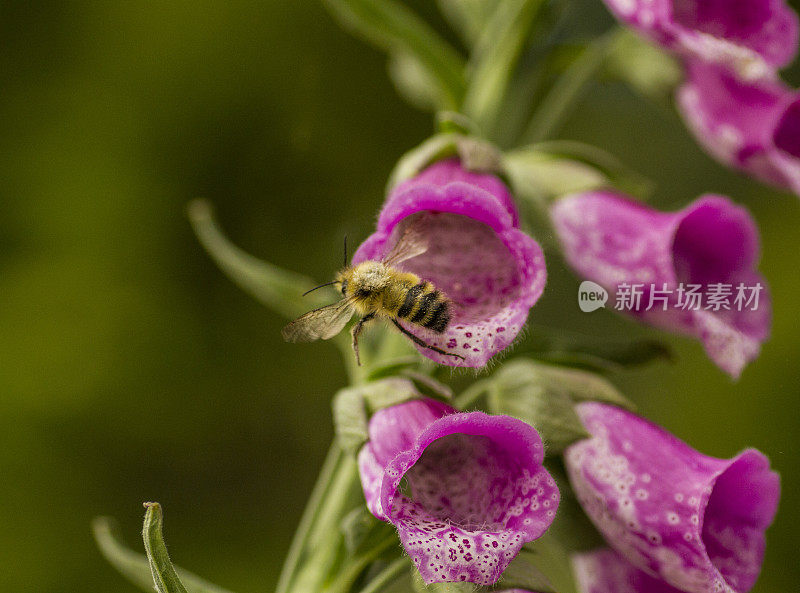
333, 377, 425, 453
387, 133, 504, 192
411, 574, 476, 593
361, 377, 422, 413
322, 0, 466, 109
332, 386, 370, 453
94, 514, 236, 593
187, 200, 330, 319
605, 29, 682, 106
515, 533, 579, 593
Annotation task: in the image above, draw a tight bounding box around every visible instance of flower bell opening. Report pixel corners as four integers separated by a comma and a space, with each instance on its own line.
359, 406, 559, 585
389, 213, 526, 361
353, 159, 546, 367
702, 450, 780, 592
773, 97, 800, 159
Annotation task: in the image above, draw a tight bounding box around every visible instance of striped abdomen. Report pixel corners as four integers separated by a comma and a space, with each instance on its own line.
395, 280, 451, 333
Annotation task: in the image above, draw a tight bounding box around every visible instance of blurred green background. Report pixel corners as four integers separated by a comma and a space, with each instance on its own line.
1, 1, 798, 592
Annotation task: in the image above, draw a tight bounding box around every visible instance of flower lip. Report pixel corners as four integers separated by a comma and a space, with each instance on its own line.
372, 411, 559, 585
699, 448, 781, 592
353, 159, 547, 367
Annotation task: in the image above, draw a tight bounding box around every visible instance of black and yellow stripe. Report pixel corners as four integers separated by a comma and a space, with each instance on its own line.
395, 281, 451, 333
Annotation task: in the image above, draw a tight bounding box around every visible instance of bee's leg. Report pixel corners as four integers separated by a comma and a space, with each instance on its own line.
390, 319, 466, 360
351, 312, 376, 366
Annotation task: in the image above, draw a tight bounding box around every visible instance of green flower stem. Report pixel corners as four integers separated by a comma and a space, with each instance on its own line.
356, 557, 409, 593
523, 28, 623, 143
276, 444, 351, 593
287, 450, 360, 593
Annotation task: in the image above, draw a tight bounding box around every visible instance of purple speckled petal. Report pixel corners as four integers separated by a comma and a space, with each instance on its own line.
603, 0, 799, 77
573, 548, 682, 593
357, 400, 559, 585
354, 159, 547, 367
676, 59, 800, 194
551, 191, 771, 377
565, 403, 780, 593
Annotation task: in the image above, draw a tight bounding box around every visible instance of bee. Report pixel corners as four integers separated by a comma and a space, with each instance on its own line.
281, 213, 465, 365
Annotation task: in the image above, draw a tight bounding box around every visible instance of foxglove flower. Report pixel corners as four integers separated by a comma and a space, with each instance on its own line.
551, 191, 771, 377
603, 0, 799, 79
573, 548, 682, 593
357, 398, 559, 585
677, 59, 800, 195
353, 158, 547, 367
565, 402, 780, 593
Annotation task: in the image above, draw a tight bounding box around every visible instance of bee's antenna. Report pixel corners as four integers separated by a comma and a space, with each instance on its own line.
302, 281, 340, 297
343, 235, 348, 267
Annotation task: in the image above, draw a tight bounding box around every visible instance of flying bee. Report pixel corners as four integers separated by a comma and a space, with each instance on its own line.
281, 213, 465, 365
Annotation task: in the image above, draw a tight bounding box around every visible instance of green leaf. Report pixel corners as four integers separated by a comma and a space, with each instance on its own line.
388, 52, 445, 111
504, 148, 609, 203
527, 140, 653, 199
508, 140, 653, 203
488, 359, 636, 453
462, 0, 546, 135
94, 516, 236, 593
436, 0, 501, 46
497, 358, 635, 411
489, 361, 590, 454
187, 200, 329, 318
496, 548, 558, 592
524, 330, 673, 373
323, 0, 466, 109
142, 502, 189, 593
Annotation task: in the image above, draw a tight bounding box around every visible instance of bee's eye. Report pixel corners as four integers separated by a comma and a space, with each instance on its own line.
341, 280, 348, 295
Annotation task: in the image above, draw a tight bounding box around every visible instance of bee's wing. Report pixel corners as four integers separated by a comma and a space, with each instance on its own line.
382, 213, 429, 266
281, 300, 355, 342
